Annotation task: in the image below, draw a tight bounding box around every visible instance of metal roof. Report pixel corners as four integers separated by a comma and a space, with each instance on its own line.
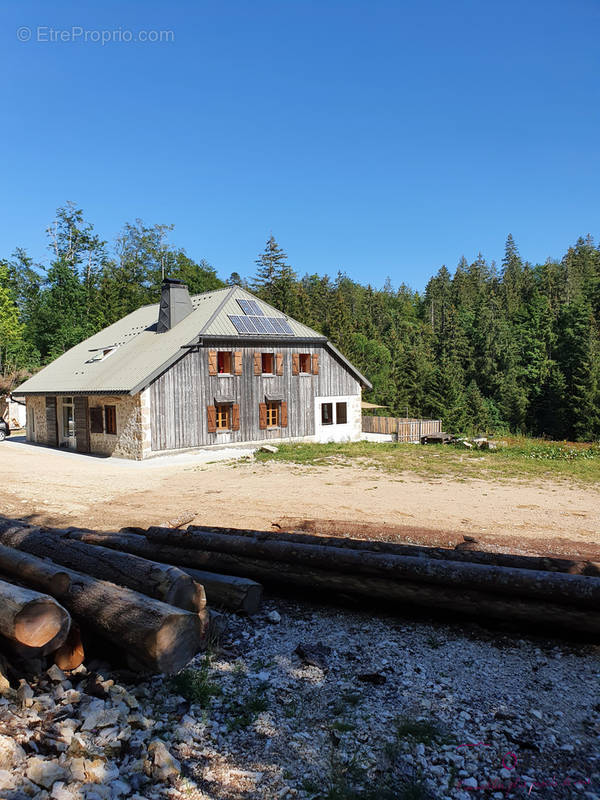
16, 286, 371, 395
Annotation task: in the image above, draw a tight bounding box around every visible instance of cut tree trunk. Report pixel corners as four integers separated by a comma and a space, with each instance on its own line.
0, 541, 206, 674
66, 530, 264, 613
0, 526, 205, 613
0, 577, 70, 648
145, 527, 600, 609
54, 624, 85, 671
61, 530, 600, 635
189, 525, 594, 576
183, 568, 262, 614
275, 516, 600, 563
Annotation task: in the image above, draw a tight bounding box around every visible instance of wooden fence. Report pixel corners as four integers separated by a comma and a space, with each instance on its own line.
361, 416, 442, 442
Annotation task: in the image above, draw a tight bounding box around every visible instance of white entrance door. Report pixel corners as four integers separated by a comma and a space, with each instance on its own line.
60, 397, 76, 449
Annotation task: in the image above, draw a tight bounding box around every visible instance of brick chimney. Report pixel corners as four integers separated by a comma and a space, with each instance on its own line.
157, 278, 194, 333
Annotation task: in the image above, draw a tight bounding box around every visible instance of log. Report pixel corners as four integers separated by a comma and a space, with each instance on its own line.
0, 542, 206, 674
0, 576, 70, 648
183, 568, 262, 614
54, 624, 85, 671
0, 527, 205, 613
61, 532, 600, 636
60, 530, 600, 635
66, 530, 264, 613
275, 516, 600, 563
145, 527, 600, 609
189, 525, 594, 576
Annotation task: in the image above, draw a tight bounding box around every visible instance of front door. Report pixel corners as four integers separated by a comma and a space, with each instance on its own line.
60, 397, 76, 449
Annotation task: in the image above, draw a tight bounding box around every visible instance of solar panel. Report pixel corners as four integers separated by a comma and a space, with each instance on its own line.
228, 315, 294, 335
237, 299, 265, 316
271, 318, 294, 334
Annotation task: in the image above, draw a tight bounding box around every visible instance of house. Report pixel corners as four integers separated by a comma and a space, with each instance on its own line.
16, 280, 371, 459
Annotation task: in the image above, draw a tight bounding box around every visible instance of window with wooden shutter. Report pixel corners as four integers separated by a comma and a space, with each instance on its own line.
105, 405, 117, 435
259, 402, 267, 429
292, 353, 300, 375
207, 405, 217, 433
312, 353, 319, 375
208, 350, 217, 376
254, 352, 262, 375
217, 351, 232, 374
336, 402, 347, 424
215, 404, 231, 430
276, 353, 284, 376
298, 353, 310, 373
232, 404, 240, 431
265, 401, 279, 427
234, 351, 243, 375
90, 407, 103, 434
280, 401, 288, 428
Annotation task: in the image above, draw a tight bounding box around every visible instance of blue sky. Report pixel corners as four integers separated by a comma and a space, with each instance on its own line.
2, 0, 599, 291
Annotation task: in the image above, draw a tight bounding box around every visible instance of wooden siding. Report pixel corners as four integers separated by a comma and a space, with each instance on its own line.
149, 343, 361, 451
45, 396, 58, 446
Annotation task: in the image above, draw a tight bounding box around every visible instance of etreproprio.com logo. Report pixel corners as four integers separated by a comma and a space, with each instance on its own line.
16, 26, 175, 44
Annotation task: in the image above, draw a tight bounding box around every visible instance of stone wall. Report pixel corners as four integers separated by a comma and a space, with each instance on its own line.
26, 397, 47, 444
88, 394, 147, 459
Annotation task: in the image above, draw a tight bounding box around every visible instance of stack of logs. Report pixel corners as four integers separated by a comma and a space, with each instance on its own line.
70, 523, 600, 637
0, 518, 263, 682
2, 514, 599, 685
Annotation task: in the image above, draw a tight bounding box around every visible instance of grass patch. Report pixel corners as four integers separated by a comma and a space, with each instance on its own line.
169, 658, 221, 707
392, 715, 454, 747
225, 683, 269, 731
254, 437, 600, 485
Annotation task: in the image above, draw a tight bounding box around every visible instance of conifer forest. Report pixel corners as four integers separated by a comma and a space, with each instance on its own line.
1, 203, 599, 441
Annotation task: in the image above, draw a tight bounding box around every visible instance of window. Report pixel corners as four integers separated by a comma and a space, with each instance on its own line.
217, 351, 232, 374
105, 405, 117, 435
299, 353, 311, 373
321, 403, 333, 425
262, 353, 274, 374
215, 404, 231, 430
87, 346, 117, 363
266, 401, 279, 427
90, 407, 103, 433
336, 402, 348, 424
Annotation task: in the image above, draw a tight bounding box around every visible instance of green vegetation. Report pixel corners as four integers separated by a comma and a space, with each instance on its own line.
2, 211, 599, 441
225, 683, 269, 732
169, 659, 221, 707
254, 438, 600, 484
392, 715, 454, 747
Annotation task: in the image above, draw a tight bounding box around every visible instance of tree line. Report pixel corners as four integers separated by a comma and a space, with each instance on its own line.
1, 203, 599, 440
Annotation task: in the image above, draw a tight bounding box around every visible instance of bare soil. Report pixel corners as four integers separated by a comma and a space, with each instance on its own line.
1, 440, 598, 554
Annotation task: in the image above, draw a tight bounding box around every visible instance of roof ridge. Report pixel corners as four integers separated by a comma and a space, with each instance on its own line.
198, 285, 239, 335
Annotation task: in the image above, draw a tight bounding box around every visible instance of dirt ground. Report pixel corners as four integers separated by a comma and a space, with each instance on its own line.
1, 438, 598, 549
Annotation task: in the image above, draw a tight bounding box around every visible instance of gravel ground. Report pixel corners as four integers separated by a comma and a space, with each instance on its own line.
1, 598, 599, 800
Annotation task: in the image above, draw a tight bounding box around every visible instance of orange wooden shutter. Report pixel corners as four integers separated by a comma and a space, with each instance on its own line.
208, 350, 217, 376
312, 353, 319, 375
292, 353, 299, 375
254, 352, 262, 375
280, 401, 288, 428
207, 405, 216, 433
231, 404, 240, 431
259, 403, 267, 429
234, 351, 243, 375
276, 353, 284, 376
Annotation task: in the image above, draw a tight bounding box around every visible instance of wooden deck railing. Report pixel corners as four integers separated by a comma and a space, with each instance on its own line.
361, 416, 442, 442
